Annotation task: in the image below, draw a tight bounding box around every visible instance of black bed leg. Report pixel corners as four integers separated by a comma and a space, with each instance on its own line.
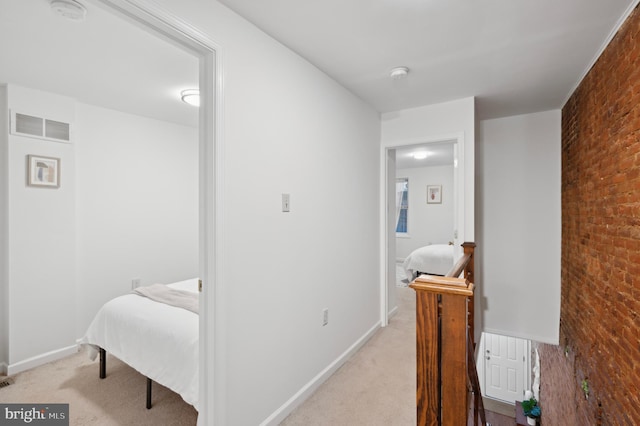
99, 348, 106, 379
146, 378, 152, 409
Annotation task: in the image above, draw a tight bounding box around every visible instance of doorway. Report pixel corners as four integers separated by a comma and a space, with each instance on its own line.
0, 0, 221, 424
478, 332, 531, 404
380, 135, 465, 325
95, 2, 220, 425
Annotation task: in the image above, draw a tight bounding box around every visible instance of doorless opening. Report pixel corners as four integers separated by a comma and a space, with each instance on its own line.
95, 1, 222, 424
380, 134, 465, 326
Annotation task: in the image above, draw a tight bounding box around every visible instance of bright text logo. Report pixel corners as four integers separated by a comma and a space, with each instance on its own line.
0, 404, 68, 426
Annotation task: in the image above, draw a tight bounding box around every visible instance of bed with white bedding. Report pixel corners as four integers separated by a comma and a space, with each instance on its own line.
81, 278, 199, 411
403, 244, 455, 281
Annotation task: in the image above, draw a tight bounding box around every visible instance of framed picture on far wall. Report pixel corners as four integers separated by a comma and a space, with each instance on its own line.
27, 155, 60, 188
427, 185, 441, 204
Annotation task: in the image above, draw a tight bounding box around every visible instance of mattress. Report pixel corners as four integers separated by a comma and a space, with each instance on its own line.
402, 244, 454, 280
81, 278, 199, 411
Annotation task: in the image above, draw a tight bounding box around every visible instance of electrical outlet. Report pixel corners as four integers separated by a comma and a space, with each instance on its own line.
322, 308, 329, 326
131, 278, 141, 289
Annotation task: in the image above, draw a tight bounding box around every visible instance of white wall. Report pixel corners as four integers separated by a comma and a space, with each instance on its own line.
477, 110, 561, 344
152, 2, 382, 424
5, 85, 77, 368
382, 97, 475, 245
396, 165, 454, 259
74, 104, 198, 336
0, 85, 9, 373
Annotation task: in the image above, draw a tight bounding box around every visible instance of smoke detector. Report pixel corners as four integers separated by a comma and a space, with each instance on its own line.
50, 0, 87, 21
390, 66, 410, 80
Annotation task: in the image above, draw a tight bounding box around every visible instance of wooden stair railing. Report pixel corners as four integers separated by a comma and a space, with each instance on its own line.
409, 242, 485, 426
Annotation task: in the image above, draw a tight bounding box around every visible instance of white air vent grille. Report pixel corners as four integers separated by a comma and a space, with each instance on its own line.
45, 119, 70, 141
10, 110, 72, 143
15, 113, 43, 137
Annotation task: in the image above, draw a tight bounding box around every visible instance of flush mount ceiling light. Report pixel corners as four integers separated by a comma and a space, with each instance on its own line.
50, 0, 87, 21
412, 151, 428, 160
180, 89, 200, 107
390, 66, 410, 80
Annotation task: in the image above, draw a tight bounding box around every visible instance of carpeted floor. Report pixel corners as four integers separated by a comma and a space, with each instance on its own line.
281, 286, 417, 425
1, 286, 515, 425
0, 352, 197, 425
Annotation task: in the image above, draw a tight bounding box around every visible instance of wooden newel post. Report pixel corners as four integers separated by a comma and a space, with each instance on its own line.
414, 290, 440, 425
410, 243, 476, 426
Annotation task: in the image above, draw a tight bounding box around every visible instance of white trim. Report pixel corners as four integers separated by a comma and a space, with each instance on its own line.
259, 322, 381, 426
525, 343, 532, 391
92, 2, 224, 424
7, 345, 77, 376
476, 333, 485, 396
563, 0, 640, 106
379, 150, 389, 327
380, 133, 465, 332
388, 305, 399, 319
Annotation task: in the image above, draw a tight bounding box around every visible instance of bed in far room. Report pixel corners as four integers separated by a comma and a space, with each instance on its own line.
80, 278, 199, 412
403, 244, 455, 281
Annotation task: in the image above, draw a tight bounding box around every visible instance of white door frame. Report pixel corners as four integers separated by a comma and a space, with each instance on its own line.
94, 1, 224, 424
379, 133, 465, 326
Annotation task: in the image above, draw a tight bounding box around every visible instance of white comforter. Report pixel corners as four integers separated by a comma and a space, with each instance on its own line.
403, 244, 454, 280
81, 278, 199, 411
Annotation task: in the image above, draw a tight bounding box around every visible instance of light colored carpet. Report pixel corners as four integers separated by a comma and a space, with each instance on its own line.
0, 289, 415, 426
1, 287, 512, 426
281, 286, 417, 425
0, 351, 197, 425
396, 263, 410, 287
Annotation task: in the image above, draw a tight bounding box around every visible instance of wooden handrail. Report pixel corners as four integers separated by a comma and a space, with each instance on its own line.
409, 242, 482, 426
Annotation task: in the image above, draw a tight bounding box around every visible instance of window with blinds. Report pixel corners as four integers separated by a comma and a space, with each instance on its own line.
396, 178, 408, 233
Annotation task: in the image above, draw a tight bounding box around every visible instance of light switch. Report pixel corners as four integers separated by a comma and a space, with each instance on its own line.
282, 193, 290, 212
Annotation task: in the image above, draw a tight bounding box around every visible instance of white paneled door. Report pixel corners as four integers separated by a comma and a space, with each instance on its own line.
483, 332, 529, 403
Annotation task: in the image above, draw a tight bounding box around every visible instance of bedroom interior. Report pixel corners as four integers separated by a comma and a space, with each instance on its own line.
393, 141, 456, 281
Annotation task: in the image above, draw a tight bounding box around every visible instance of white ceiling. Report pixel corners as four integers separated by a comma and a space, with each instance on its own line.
396, 142, 454, 169
0, 0, 199, 127
0, 0, 637, 127
218, 0, 638, 119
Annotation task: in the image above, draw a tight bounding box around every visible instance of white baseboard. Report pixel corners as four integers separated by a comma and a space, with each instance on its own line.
7, 344, 78, 376
259, 321, 381, 426
388, 305, 399, 319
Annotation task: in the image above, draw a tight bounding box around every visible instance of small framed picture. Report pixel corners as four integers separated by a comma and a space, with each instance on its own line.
427, 185, 441, 204
27, 155, 60, 188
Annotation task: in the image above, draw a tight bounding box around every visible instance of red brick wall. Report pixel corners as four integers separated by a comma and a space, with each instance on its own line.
539, 5, 640, 424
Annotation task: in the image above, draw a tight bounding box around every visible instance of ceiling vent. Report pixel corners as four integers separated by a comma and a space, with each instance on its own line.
10, 111, 71, 143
